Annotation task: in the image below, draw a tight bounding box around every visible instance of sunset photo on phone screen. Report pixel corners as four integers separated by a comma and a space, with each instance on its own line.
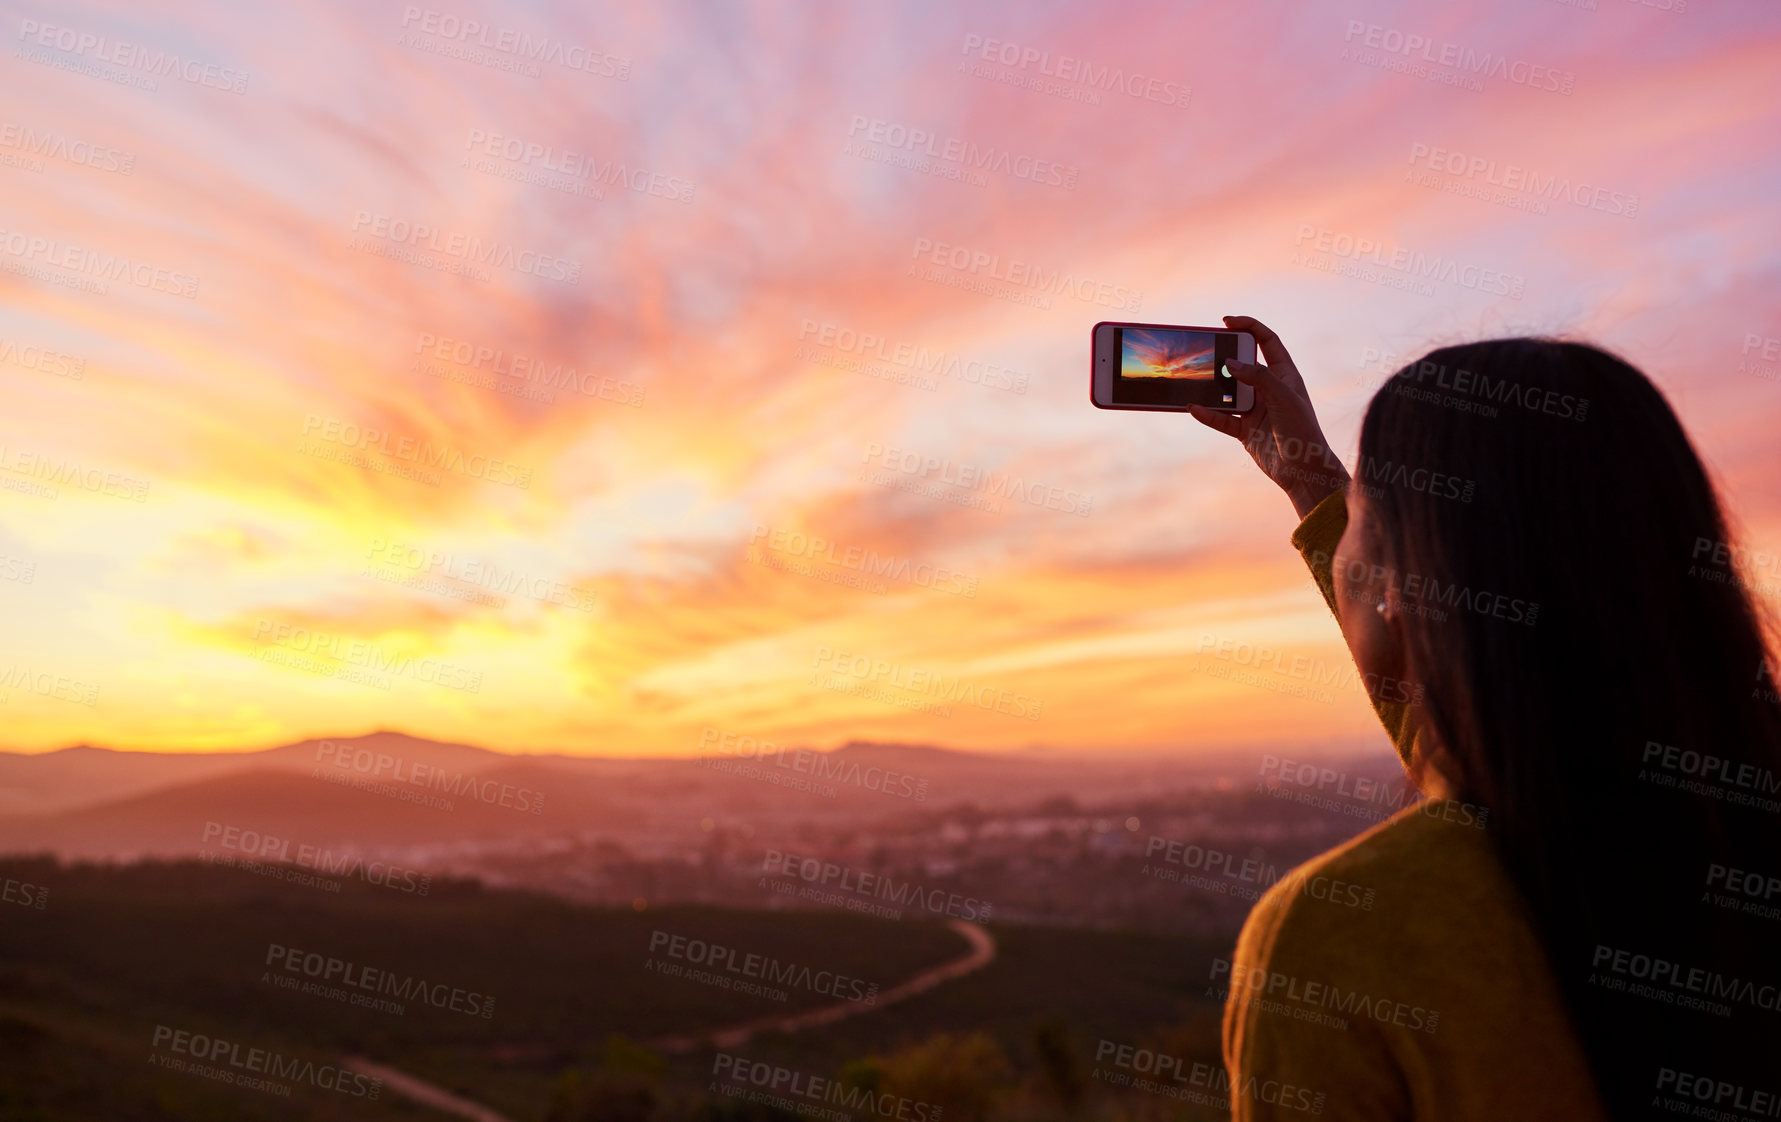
1119, 328, 1216, 380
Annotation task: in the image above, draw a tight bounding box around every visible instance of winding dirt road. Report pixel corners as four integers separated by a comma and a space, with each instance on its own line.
652, 917, 998, 1053
343, 1056, 516, 1122
345, 918, 996, 1117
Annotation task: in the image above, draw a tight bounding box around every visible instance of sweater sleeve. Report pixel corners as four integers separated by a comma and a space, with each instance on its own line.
1288, 488, 1418, 766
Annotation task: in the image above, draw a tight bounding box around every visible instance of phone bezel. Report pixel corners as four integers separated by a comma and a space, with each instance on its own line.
1090, 321, 1257, 413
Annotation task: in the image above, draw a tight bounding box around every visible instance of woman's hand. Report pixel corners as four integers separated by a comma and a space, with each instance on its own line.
1187, 315, 1351, 520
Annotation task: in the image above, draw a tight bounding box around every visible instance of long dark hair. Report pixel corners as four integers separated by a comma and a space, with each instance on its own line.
1360, 339, 1781, 1118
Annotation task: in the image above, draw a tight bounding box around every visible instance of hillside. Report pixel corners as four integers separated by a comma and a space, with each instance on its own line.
0, 855, 1233, 1121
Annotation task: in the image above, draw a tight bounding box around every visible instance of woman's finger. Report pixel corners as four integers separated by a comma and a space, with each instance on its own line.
1221, 359, 1285, 408
1222, 314, 1298, 372
1186, 403, 1243, 439
1222, 358, 1269, 385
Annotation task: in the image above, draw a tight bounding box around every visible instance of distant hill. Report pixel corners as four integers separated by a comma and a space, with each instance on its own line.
0, 729, 520, 814
0, 766, 575, 860
0, 729, 1400, 862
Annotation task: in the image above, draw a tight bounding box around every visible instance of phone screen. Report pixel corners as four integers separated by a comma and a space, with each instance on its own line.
1112, 327, 1242, 407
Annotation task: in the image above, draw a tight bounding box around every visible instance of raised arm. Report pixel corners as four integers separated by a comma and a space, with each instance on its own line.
1190, 317, 1415, 761
1186, 316, 1351, 521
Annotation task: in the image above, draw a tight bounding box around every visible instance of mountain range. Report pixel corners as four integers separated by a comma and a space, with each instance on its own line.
0, 731, 1330, 861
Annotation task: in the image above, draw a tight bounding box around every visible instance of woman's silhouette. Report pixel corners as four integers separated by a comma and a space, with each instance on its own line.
1191, 316, 1781, 1121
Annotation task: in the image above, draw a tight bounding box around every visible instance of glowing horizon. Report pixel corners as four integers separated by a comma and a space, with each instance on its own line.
1, 1, 1778, 757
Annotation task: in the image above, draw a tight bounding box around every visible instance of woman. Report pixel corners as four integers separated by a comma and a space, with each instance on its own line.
1189, 316, 1781, 1121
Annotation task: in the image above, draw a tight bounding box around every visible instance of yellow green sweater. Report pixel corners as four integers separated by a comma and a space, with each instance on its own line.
1219, 490, 1607, 1120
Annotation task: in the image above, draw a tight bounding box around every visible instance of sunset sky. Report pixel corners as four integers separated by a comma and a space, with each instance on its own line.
1, 0, 1778, 757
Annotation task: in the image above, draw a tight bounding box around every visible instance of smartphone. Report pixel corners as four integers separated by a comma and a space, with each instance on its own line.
1090, 321, 1256, 413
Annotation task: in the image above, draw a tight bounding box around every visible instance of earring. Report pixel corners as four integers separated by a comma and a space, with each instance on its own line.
1375, 599, 1391, 620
